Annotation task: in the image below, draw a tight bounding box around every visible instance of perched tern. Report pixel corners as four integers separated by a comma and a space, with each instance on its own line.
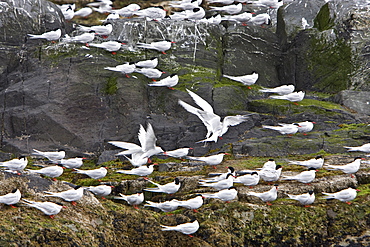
32, 149, 65, 162
89, 40, 126, 54
78, 23, 113, 37
248, 13, 271, 26
262, 123, 300, 135
0, 189, 21, 208
114, 191, 144, 209
269, 91, 305, 104
223, 72, 258, 88
234, 171, 260, 187
170, 0, 200, 10
175, 195, 203, 212
85, 185, 113, 199
116, 163, 157, 178
297, 121, 316, 135
43, 186, 84, 206
221, 12, 253, 25
288, 155, 324, 169
144, 178, 181, 194
135, 6, 167, 21
164, 147, 193, 159
199, 14, 222, 25
199, 173, 235, 190
259, 165, 282, 183
134, 68, 165, 80
148, 74, 179, 89
144, 199, 180, 213
28, 29, 62, 41
344, 143, 370, 153
281, 168, 317, 184
160, 220, 199, 237
187, 153, 230, 168
287, 191, 315, 207
74, 7, 93, 18
27, 165, 64, 180
136, 40, 175, 54
259, 85, 295, 95
247, 184, 278, 205
62, 6, 75, 20
0, 156, 28, 174
134, 57, 158, 68
200, 166, 235, 182
324, 157, 363, 177
22, 199, 66, 219
207, 0, 235, 4
210, 3, 243, 15
322, 187, 359, 204
260, 158, 276, 170
73, 167, 108, 180
184, 7, 206, 20
202, 186, 238, 203
64, 31, 95, 45
56, 157, 85, 169
111, 3, 141, 17
247, 0, 283, 8
105, 62, 136, 77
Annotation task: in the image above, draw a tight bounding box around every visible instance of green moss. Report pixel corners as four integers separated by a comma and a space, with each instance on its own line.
307, 35, 354, 93
103, 76, 118, 95
313, 3, 335, 31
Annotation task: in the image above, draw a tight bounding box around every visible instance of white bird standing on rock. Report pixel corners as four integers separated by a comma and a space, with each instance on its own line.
210, 3, 243, 14
288, 155, 324, 169
32, 149, 65, 162
135, 6, 167, 21
114, 192, 144, 209
259, 85, 295, 95
247, 0, 284, 8
27, 165, 64, 181
207, 0, 234, 4
28, 29, 62, 41
85, 185, 113, 199
281, 168, 317, 184
344, 143, 370, 153
22, 199, 66, 219
89, 40, 126, 54
187, 153, 230, 169
148, 74, 179, 89
202, 186, 238, 203
0, 189, 21, 208
169, 0, 200, 10
184, 7, 206, 20
200, 166, 236, 182
105, 62, 136, 78
43, 186, 84, 206
144, 199, 180, 213
136, 40, 175, 54
78, 23, 113, 37
199, 173, 235, 190
297, 121, 316, 135
164, 147, 193, 159
64, 31, 96, 45
175, 195, 203, 212
221, 12, 254, 25
223, 72, 259, 88
247, 184, 278, 205
259, 165, 282, 183
111, 3, 140, 17
0, 156, 28, 175
56, 157, 85, 169
234, 171, 260, 187
248, 13, 271, 26
160, 220, 200, 237
74, 7, 93, 18
262, 123, 300, 135
269, 91, 305, 104
322, 187, 360, 204
73, 167, 108, 180
116, 163, 157, 178
287, 191, 315, 207
324, 157, 363, 178
109, 123, 164, 160
260, 158, 276, 170
134, 57, 158, 69
134, 68, 165, 81
144, 178, 181, 194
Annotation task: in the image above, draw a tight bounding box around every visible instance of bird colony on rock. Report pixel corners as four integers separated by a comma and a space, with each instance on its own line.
4, 0, 367, 239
